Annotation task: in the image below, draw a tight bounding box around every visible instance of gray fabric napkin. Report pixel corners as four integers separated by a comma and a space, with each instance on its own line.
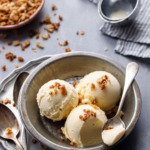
89, 0, 150, 58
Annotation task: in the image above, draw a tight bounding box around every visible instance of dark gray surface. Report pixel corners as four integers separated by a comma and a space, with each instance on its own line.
0, 0, 148, 149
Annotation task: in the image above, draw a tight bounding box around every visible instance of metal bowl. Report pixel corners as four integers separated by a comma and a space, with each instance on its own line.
19, 52, 141, 150
0, 0, 45, 30
98, 0, 140, 25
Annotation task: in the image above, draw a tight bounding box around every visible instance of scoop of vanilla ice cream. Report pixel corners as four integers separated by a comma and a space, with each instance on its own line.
62, 104, 108, 147
37, 79, 78, 121
76, 71, 121, 111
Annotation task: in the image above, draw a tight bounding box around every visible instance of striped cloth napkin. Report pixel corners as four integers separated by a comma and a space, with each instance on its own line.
89, 0, 150, 58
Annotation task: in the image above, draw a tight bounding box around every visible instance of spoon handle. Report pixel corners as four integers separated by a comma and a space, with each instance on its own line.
13, 137, 24, 150
116, 62, 139, 116
20, 126, 27, 150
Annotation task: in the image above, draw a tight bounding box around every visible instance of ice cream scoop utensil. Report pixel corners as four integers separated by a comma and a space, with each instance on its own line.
102, 62, 139, 145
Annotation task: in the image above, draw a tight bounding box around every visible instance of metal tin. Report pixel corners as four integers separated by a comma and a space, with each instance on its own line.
19, 52, 141, 150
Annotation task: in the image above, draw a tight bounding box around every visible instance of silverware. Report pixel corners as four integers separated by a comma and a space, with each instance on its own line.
102, 62, 139, 146
13, 72, 29, 150
0, 104, 24, 150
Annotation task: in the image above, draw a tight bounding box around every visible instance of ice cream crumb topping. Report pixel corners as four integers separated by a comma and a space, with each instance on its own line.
91, 97, 97, 104
91, 83, 95, 90
49, 82, 67, 96
70, 140, 77, 147
5, 128, 13, 135
79, 109, 96, 121
97, 75, 111, 90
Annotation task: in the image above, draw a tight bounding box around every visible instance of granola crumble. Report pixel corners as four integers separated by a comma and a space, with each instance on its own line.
36, 41, 44, 49
1, 65, 6, 71
5, 52, 16, 61
51, 4, 57, 11
58, 40, 69, 46
18, 56, 24, 62
5, 128, 13, 135
65, 47, 71, 52
79, 109, 96, 121
97, 75, 111, 90
58, 15, 63, 21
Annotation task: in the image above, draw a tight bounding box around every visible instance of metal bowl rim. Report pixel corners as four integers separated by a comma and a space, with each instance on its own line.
19, 51, 142, 150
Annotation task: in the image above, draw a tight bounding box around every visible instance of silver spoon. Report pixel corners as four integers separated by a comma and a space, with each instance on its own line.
13, 72, 29, 150
102, 62, 139, 146
0, 104, 24, 150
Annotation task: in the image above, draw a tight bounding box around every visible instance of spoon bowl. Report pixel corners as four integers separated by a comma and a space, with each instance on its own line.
102, 62, 139, 146
0, 104, 23, 150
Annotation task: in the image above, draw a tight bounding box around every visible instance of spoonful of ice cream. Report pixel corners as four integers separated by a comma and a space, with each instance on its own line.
102, 62, 139, 146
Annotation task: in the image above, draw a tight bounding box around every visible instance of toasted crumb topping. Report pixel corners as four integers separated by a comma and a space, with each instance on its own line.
40, 14, 51, 24
1, 98, 11, 104
41, 33, 50, 40
21, 39, 30, 50
60, 85, 67, 96
58, 15, 63, 21
73, 79, 78, 87
13, 102, 16, 107
76, 31, 85, 36
58, 40, 69, 46
18, 56, 24, 62
70, 140, 77, 147
13, 40, 21, 46
91, 83, 95, 90
5, 52, 16, 61
5, 128, 13, 135
49, 82, 67, 96
36, 41, 44, 49
120, 111, 124, 118
1, 65, 6, 71
91, 97, 97, 104
79, 109, 96, 121
65, 47, 71, 52
7, 41, 12, 45
51, 4, 57, 11
97, 75, 111, 90
14, 64, 19, 68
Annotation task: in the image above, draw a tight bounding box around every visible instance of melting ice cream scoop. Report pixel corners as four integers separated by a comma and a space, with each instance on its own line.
37, 79, 78, 121
62, 104, 108, 147
102, 62, 139, 146
76, 71, 121, 111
